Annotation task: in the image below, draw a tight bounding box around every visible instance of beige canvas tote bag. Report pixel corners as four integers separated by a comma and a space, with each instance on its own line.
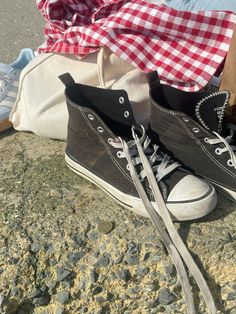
219, 24, 236, 122
10, 48, 150, 141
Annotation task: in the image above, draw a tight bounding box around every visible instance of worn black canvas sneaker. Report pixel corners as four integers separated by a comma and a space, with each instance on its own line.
148, 71, 236, 201
59, 73, 216, 221
59, 73, 219, 313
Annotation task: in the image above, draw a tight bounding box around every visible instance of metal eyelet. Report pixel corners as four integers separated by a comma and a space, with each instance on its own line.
204, 137, 209, 143
182, 117, 189, 122
126, 164, 130, 171
119, 97, 125, 104
108, 138, 114, 145
88, 114, 94, 120
192, 127, 200, 133
97, 127, 104, 133
215, 148, 222, 155
116, 151, 122, 158
124, 111, 129, 118
227, 159, 233, 167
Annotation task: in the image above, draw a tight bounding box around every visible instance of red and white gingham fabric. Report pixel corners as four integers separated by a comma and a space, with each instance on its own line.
37, 0, 236, 91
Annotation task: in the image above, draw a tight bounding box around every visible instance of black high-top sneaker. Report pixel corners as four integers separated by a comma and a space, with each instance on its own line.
59, 73, 217, 221
148, 71, 236, 200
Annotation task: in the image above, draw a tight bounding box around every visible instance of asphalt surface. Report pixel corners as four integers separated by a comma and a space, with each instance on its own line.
0, 0, 44, 63
0, 1, 236, 314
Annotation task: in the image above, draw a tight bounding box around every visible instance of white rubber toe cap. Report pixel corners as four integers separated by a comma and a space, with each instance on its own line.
168, 174, 211, 202
166, 175, 217, 221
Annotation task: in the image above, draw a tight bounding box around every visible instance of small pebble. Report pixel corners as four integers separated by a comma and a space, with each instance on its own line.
144, 282, 158, 293
61, 281, 72, 289
9, 257, 19, 265
96, 256, 110, 267
95, 308, 109, 314
92, 286, 103, 295
127, 287, 139, 295
57, 290, 70, 304
145, 300, 159, 309
136, 267, 150, 278
96, 296, 106, 302
165, 304, 179, 313
93, 250, 100, 258
28, 256, 37, 266
55, 307, 64, 314
30, 242, 41, 253
46, 280, 57, 290
112, 238, 118, 245
114, 254, 124, 264
90, 269, 99, 283
71, 235, 84, 247
125, 255, 139, 265
127, 243, 139, 255
87, 231, 99, 241
68, 251, 86, 264
10, 287, 22, 297
32, 296, 51, 306
49, 258, 57, 266
132, 218, 143, 227
56, 268, 71, 282
44, 243, 54, 253
158, 288, 176, 305
78, 279, 86, 290
150, 271, 165, 281
164, 264, 176, 278
116, 269, 131, 282
79, 264, 86, 272
143, 252, 151, 261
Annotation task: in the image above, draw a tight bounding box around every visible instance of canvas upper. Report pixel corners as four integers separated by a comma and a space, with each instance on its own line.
148, 71, 236, 200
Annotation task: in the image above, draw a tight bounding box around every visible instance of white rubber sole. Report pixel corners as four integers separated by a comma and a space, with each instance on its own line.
65, 153, 217, 221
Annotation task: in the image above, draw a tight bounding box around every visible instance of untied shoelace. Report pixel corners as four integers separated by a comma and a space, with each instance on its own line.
110, 126, 217, 314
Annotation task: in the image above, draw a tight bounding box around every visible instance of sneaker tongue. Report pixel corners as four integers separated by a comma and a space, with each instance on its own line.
195, 91, 230, 133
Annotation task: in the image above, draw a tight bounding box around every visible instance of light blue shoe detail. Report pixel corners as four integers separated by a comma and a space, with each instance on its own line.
0, 48, 35, 130
165, 0, 236, 12
9, 48, 35, 70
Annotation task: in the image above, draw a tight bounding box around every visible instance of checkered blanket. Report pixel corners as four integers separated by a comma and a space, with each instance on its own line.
37, 0, 236, 91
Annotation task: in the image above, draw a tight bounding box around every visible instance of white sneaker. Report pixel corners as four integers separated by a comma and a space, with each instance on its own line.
0, 48, 35, 132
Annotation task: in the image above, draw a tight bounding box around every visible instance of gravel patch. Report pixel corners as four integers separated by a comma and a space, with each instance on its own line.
0, 122, 235, 314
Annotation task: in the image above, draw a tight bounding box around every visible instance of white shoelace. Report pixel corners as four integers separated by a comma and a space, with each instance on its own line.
109, 126, 181, 182
0, 70, 15, 93
205, 124, 236, 169
110, 126, 217, 314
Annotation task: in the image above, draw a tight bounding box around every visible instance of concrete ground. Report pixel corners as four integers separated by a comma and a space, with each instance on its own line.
0, 1, 236, 314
